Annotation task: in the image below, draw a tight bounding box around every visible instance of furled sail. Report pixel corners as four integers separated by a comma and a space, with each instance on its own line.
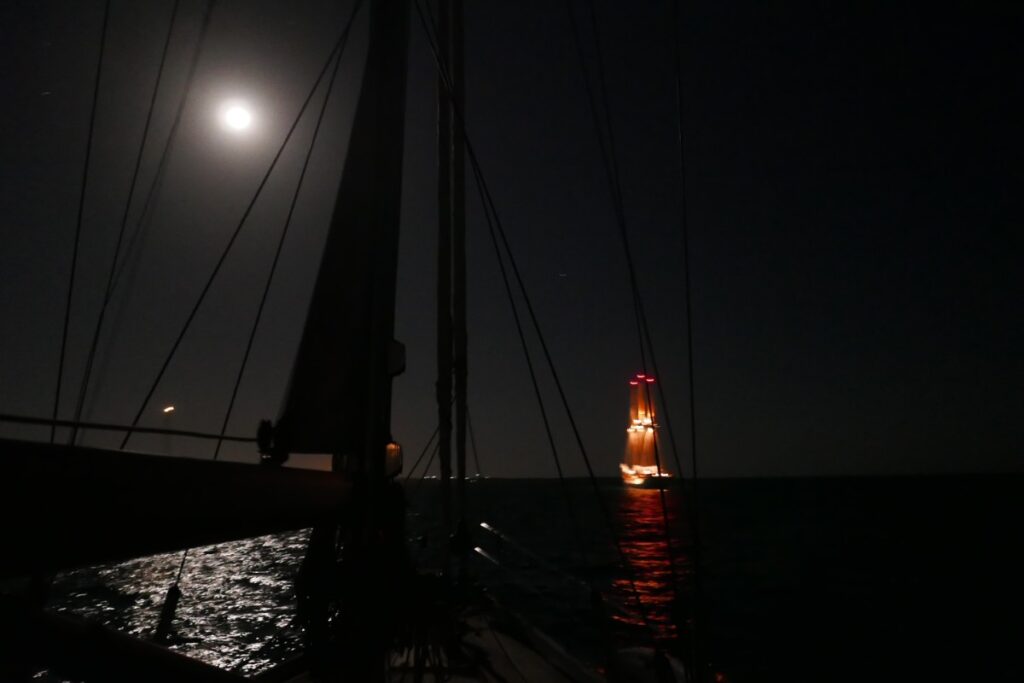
274, 0, 410, 468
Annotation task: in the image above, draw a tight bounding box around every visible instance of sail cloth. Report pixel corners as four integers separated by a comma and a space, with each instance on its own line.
625, 377, 658, 468
276, 0, 409, 467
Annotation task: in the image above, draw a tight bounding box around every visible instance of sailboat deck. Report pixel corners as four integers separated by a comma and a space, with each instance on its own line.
270, 611, 602, 683
388, 613, 597, 682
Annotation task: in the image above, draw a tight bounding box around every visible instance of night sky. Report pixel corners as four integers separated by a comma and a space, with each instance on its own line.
1, 1, 1020, 477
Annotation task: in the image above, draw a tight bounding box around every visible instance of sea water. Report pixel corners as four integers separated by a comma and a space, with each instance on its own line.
46, 476, 1023, 681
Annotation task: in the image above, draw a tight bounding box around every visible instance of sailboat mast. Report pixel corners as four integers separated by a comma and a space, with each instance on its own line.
451, 0, 468, 553
437, 0, 467, 568
437, 0, 466, 571
437, 0, 454, 552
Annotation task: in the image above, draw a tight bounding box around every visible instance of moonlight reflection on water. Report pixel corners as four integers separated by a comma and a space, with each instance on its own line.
44, 481, 691, 676
49, 530, 310, 676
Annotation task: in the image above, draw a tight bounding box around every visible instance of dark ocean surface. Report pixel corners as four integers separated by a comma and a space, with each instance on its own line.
47, 476, 1023, 681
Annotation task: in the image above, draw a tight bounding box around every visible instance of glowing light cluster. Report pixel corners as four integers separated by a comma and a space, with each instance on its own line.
620, 372, 669, 486
219, 100, 254, 132
619, 463, 671, 487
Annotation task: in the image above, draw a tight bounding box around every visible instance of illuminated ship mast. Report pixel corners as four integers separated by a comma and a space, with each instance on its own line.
620, 373, 671, 486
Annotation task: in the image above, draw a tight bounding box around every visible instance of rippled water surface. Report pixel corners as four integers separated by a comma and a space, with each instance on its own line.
47, 480, 688, 677
46, 477, 1024, 681
50, 531, 310, 676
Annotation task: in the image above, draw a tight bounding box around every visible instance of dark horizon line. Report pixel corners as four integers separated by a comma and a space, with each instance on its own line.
424, 472, 1023, 481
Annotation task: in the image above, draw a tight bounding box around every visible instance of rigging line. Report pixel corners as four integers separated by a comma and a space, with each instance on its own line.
404, 424, 441, 483
569, 1, 663, 417
79, 0, 217, 426
70, 0, 183, 446
476, 156, 659, 635
566, 0, 682, 576
566, 2, 651, 402
567, 0, 650, 403
210, 2, 360, 462
472, 540, 646, 652
582, 0, 629, 215
468, 118, 659, 627
633, 298, 678, 585
0, 412, 255, 442
567, 7, 692, 649
417, 0, 591, 497
670, 0, 707, 674
478, 522, 592, 592
409, 439, 441, 499
466, 405, 481, 476
424, 30, 662, 638
574, 0, 689, 488
472, 154, 586, 560
575, 0, 686, 509
564, 9, 685, 550
405, 397, 453, 483
637, 348, 679, 589
565, 0, 652, 427
636, 295, 690, 531
168, 3, 360, 590
51, 0, 112, 444
442, 76, 588, 572
412, 0, 656, 634
119, 14, 361, 450
578, 0, 694, 605
414, 0, 575, 504
578, 0, 707, 667
436, 0, 454, 552
636, 297, 686, 488
486, 627, 529, 683
670, 0, 701, 542
566, 4, 672, 481
477, 521, 645, 620
421, 0, 590, 581
474, 544, 645, 633
471, 146, 593, 583
109, 0, 217, 296
564, 0, 624, 222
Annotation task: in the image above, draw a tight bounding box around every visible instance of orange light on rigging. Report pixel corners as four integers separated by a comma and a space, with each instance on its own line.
385, 441, 402, 477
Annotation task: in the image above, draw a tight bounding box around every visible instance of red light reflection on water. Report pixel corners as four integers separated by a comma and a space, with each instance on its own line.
610, 487, 690, 643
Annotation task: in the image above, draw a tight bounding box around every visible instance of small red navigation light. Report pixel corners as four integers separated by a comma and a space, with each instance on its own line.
646, 377, 655, 383
629, 380, 639, 385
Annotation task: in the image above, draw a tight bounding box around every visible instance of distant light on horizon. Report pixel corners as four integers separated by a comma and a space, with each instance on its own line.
162, 405, 175, 414
221, 102, 253, 132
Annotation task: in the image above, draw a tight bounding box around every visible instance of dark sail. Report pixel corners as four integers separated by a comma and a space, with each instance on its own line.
275, 0, 410, 467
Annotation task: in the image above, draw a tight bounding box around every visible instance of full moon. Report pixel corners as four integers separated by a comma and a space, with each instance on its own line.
222, 104, 252, 131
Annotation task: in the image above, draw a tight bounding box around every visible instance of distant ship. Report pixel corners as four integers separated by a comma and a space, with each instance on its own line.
619, 373, 672, 487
